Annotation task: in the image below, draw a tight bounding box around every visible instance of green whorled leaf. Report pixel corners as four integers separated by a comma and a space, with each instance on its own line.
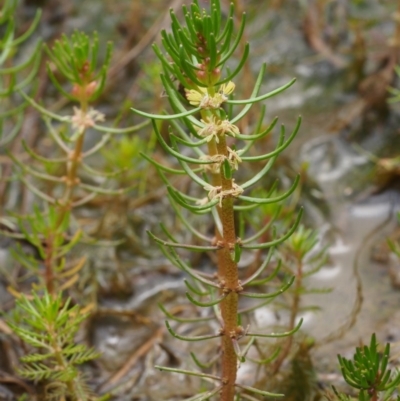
11, 8, 42, 46
230, 63, 266, 125
190, 351, 218, 370
170, 132, 209, 148
12, 52, 41, 91
186, 291, 227, 307
241, 203, 282, 244
239, 175, 300, 205
0, 40, 41, 74
169, 117, 204, 142
167, 185, 218, 214
247, 318, 303, 338
91, 43, 113, 101
211, 0, 223, 37
217, 12, 247, 67
216, 15, 233, 52
0, 113, 24, 148
235, 114, 277, 143
147, 230, 218, 252
140, 152, 188, 175
169, 132, 213, 165
165, 320, 222, 342
81, 162, 126, 178
218, 42, 250, 85
18, 363, 54, 381
241, 247, 276, 286
227, 78, 296, 106
380, 343, 390, 378
184, 279, 210, 296
131, 104, 201, 121
51, 365, 78, 382
208, 32, 218, 71
71, 192, 97, 209
19, 91, 69, 123
181, 388, 222, 401
42, 118, 71, 154
79, 183, 125, 195
241, 276, 294, 299
178, 159, 210, 186
153, 42, 177, 76
7, 324, 50, 348
158, 244, 220, 288
243, 208, 303, 250
159, 222, 180, 243
9, 246, 39, 272
20, 353, 54, 363
235, 383, 283, 398
46, 63, 77, 101
0, 100, 26, 119
178, 48, 208, 88
67, 348, 101, 365
93, 118, 149, 134
21, 139, 68, 164
151, 119, 209, 165
160, 29, 179, 58
158, 302, 214, 323
240, 116, 302, 161
7, 150, 64, 183
159, 73, 203, 127
0, 22, 15, 66
240, 153, 279, 190
168, 193, 213, 241
247, 346, 281, 365
155, 365, 221, 385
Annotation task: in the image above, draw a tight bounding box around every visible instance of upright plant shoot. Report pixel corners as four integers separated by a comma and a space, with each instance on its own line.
133, 1, 303, 400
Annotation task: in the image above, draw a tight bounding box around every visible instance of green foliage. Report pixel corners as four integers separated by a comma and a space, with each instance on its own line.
1, 9, 146, 400
0, 0, 41, 147
134, 0, 303, 400
9, 205, 84, 293
44, 30, 112, 103
8, 291, 104, 401
337, 334, 400, 401
6, 28, 147, 293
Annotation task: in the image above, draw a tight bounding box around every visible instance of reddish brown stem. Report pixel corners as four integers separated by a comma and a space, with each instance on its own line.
207, 134, 240, 401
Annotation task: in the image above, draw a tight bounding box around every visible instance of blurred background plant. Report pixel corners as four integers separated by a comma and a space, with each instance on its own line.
327, 334, 400, 401
0, 0, 41, 207
0, 3, 149, 399
9, 291, 108, 401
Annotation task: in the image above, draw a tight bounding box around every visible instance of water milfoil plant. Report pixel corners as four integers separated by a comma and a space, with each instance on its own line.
132, 1, 303, 400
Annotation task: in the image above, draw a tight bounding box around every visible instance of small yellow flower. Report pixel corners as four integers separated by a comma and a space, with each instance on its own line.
186, 87, 208, 107
197, 116, 239, 143
185, 81, 235, 109
219, 81, 235, 97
